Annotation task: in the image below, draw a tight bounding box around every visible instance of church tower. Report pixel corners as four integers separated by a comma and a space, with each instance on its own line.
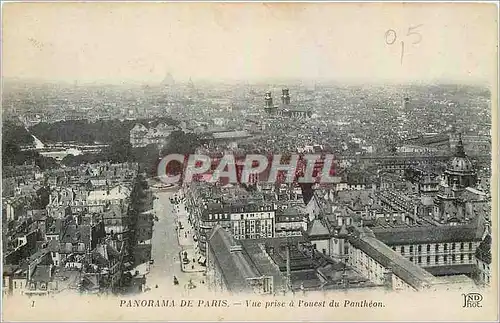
264, 91, 278, 115
265, 91, 273, 109
281, 88, 291, 105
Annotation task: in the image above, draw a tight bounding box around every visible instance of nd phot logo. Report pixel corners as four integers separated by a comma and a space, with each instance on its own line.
462, 293, 483, 308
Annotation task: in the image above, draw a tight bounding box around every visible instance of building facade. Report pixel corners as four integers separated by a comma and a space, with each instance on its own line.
129, 123, 175, 148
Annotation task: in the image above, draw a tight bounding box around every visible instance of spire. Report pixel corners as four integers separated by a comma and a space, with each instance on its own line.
455, 133, 466, 157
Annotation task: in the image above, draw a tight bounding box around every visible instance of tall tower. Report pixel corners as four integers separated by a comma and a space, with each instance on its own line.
281, 88, 290, 105
402, 96, 410, 109
265, 91, 273, 109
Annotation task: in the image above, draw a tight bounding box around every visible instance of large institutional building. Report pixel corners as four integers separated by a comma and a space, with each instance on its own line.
129, 123, 176, 148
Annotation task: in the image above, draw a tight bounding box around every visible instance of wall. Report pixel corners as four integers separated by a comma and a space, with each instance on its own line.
391, 241, 480, 269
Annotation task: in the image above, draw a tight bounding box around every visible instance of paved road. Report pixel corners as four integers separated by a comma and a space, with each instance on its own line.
145, 189, 206, 295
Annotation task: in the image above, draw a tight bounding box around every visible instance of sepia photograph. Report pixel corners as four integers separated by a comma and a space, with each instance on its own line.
1, 2, 498, 322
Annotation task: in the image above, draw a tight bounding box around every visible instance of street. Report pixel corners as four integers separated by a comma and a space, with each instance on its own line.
145, 189, 207, 295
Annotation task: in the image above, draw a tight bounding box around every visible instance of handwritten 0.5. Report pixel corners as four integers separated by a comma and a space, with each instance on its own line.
385, 25, 423, 65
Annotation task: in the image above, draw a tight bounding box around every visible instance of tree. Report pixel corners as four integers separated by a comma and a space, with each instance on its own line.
34, 186, 51, 209
160, 131, 203, 157
133, 144, 160, 177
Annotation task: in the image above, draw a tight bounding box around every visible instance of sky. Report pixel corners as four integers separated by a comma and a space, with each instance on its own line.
2, 2, 498, 85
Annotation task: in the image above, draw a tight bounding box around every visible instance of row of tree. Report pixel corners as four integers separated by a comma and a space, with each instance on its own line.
2, 119, 59, 170
30, 117, 178, 144
2, 141, 59, 170
117, 175, 152, 294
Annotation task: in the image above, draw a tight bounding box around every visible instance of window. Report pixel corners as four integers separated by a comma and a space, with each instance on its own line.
418, 245, 422, 253
444, 255, 448, 262
401, 246, 405, 254
409, 246, 413, 253
392, 246, 396, 251
435, 255, 439, 263
418, 256, 422, 264
460, 254, 464, 262
451, 243, 455, 250
409, 257, 414, 262
452, 255, 456, 263
427, 244, 431, 252
469, 242, 473, 250
444, 244, 448, 251
435, 244, 439, 252
468, 254, 472, 261
427, 256, 431, 264
460, 242, 464, 250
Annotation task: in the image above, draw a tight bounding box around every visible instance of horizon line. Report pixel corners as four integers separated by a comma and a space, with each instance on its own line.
2, 76, 492, 88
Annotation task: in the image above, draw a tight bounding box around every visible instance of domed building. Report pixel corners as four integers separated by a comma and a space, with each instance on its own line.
443, 134, 477, 190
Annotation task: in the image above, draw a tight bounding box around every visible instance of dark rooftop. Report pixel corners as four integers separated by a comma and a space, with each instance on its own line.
371, 222, 484, 245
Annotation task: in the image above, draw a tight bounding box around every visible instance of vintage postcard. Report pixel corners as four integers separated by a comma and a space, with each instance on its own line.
1, 1, 498, 322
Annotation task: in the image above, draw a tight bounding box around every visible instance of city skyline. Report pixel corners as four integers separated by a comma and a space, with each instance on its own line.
1, 3, 497, 321
2, 3, 497, 85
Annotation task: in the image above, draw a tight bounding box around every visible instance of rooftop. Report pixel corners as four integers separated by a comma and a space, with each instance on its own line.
371, 221, 484, 245
307, 219, 330, 238
207, 226, 260, 293
210, 130, 252, 140
349, 232, 438, 291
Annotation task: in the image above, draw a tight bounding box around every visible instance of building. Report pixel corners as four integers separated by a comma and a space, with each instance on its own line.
203, 130, 253, 149
345, 227, 476, 291
206, 226, 283, 294
186, 183, 276, 256
432, 136, 489, 224
275, 206, 308, 237
443, 134, 477, 189
263, 89, 312, 119
194, 200, 276, 256
264, 91, 278, 115
103, 204, 129, 236
3, 265, 28, 296
370, 218, 485, 278
474, 234, 491, 286
129, 123, 175, 148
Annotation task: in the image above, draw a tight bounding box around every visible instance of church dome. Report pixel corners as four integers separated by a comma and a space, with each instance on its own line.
447, 156, 473, 173
446, 133, 474, 174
